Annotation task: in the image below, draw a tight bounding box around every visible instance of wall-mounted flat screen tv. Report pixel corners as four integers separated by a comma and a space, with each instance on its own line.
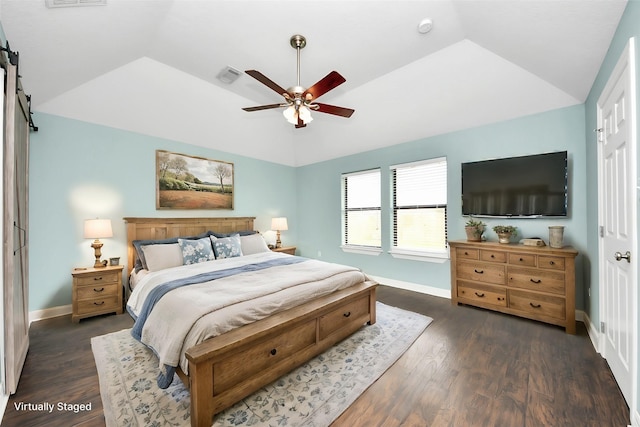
461, 151, 568, 217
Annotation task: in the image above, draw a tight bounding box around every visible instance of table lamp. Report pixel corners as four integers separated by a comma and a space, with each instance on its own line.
84, 218, 113, 268
271, 217, 288, 248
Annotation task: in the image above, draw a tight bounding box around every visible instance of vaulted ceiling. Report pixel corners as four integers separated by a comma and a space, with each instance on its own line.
0, 0, 627, 166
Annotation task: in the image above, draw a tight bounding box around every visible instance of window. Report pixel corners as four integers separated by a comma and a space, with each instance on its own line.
391, 158, 447, 259
341, 169, 381, 252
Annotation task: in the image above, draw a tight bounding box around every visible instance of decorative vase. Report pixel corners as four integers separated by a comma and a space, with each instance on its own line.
548, 226, 565, 248
497, 232, 512, 244
465, 226, 484, 242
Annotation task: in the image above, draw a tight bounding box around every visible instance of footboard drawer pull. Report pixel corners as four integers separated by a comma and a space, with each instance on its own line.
475, 292, 485, 297
343, 311, 351, 317
270, 348, 277, 356
530, 302, 541, 308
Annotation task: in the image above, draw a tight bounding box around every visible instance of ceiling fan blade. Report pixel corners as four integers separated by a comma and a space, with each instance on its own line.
304, 71, 346, 100
314, 102, 355, 118
242, 103, 285, 112
245, 70, 288, 96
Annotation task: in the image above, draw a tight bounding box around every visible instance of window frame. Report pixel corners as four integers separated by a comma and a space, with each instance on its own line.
340, 168, 383, 256
389, 158, 449, 263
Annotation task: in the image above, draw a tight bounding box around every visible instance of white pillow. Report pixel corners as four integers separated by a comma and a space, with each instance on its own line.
240, 234, 271, 255
141, 243, 183, 271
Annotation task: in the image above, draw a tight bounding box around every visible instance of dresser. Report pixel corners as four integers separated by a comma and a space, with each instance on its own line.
449, 240, 578, 334
71, 265, 124, 323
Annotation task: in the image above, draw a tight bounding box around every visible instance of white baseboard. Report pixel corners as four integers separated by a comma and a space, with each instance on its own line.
368, 275, 451, 299
0, 391, 8, 426
28, 304, 71, 325
581, 311, 601, 354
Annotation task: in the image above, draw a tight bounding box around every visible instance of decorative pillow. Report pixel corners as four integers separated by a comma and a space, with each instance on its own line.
140, 243, 183, 272
178, 237, 215, 265
210, 230, 257, 238
133, 231, 210, 271
240, 233, 270, 255
211, 234, 243, 259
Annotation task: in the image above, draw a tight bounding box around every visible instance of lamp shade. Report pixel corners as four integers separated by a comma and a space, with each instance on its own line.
271, 217, 288, 231
84, 219, 113, 239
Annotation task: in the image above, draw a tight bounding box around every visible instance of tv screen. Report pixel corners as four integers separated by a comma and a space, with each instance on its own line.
462, 151, 568, 217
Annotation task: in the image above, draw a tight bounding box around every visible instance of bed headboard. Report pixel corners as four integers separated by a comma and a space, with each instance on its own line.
123, 216, 256, 274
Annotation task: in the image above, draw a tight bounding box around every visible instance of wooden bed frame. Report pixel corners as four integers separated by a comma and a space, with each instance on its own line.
123, 217, 378, 426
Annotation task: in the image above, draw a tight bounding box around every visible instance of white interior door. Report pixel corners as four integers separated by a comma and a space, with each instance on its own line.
597, 37, 637, 407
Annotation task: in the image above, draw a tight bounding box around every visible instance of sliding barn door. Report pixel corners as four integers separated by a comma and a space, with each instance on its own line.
3, 59, 30, 394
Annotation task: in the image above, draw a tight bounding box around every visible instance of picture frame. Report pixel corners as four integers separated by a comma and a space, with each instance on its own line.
156, 150, 234, 210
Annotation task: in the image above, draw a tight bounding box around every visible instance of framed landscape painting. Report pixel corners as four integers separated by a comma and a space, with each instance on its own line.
156, 150, 234, 210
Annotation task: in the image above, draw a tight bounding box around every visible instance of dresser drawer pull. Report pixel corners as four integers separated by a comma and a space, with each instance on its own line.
474, 292, 485, 297
497, 297, 505, 301
270, 348, 277, 356
530, 278, 542, 284
343, 311, 351, 318
490, 255, 495, 259
93, 287, 105, 292
474, 269, 484, 274
464, 251, 469, 255
94, 277, 103, 281
549, 261, 555, 265
93, 301, 105, 306
519, 258, 524, 262
530, 302, 542, 308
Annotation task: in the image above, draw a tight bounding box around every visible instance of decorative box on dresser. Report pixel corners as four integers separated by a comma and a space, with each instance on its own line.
449, 240, 578, 334
71, 265, 124, 323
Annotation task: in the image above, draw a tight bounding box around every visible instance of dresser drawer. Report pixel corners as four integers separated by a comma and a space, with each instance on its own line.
456, 248, 479, 260
538, 256, 565, 271
213, 319, 316, 395
76, 295, 121, 315
508, 266, 565, 295
509, 289, 565, 320
458, 282, 506, 307
75, 271, 119, 287
76, 283, 119, 300
457, 261, 506, 285
480, 250, 507, 263
319, 295, 370, 340
508, 253, 537, 267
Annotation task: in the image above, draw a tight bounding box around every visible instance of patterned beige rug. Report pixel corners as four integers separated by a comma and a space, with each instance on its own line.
91, 302, 432, 427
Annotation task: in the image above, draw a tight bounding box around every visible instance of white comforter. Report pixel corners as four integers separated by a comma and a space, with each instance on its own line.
127, 252, 368, 375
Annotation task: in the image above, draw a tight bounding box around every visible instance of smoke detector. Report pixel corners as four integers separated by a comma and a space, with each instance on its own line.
418, 18, 433, 34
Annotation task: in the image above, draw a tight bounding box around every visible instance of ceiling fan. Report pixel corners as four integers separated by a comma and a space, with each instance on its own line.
242, 34, 354, 129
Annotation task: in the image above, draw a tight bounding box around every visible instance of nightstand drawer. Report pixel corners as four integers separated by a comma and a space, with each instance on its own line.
76, 296, 121, 315
76, 283, 119, 300
75, 271, 119, 286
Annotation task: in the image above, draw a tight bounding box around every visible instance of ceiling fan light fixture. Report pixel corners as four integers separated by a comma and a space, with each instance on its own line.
283, 105, 297, 124
298, 105, 313, 124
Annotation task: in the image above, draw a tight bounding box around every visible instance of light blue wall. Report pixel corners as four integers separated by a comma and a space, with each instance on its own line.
28, 113, 296, 311
584, 0, 640, 417
296, 105, 587, 308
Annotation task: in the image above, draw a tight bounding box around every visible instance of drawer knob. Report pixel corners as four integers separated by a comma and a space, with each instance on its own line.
343, 311, 351, 318
519, 258, 524, 262
93, 287, 105, 292
93, 301, 105, 306
474, 269, 484, 274
475, 292, 485, 298
549, 261, 555, 265
530, 278, 542, 284
270, 348, 277, 356
530, 302, 542, 308
490, 255, 495, 258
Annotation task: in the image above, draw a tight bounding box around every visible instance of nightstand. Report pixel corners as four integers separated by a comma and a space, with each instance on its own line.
71, 265, 124, 323
271, 246, 296, 255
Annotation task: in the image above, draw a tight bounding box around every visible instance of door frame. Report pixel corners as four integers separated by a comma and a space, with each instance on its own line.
597, 36, 638, 413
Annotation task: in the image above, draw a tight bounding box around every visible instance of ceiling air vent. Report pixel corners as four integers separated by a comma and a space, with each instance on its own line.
217, 66, 242, 84
46, 0, 107, 8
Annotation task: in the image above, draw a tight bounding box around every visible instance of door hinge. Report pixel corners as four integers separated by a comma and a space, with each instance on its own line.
601, 321, 606, 333
599, 226, 604, 238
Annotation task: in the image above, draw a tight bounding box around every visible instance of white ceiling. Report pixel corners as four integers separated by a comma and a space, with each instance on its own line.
0, 0, 627, 166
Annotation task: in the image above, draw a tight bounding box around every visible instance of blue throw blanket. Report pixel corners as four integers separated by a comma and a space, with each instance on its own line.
129, 256, 307, 388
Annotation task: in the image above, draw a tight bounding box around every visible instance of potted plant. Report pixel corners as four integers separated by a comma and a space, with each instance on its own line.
465, 217, 486, 242
493, 225, 517, 244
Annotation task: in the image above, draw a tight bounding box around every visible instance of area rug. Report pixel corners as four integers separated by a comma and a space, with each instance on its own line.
91, 302, 432, 427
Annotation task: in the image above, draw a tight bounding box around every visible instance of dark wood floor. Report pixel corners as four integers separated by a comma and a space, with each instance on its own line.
1, 286, 629, 427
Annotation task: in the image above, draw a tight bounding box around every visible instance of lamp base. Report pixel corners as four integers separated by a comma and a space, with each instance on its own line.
275, 230, 282, 248
91, 240, 107, 268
